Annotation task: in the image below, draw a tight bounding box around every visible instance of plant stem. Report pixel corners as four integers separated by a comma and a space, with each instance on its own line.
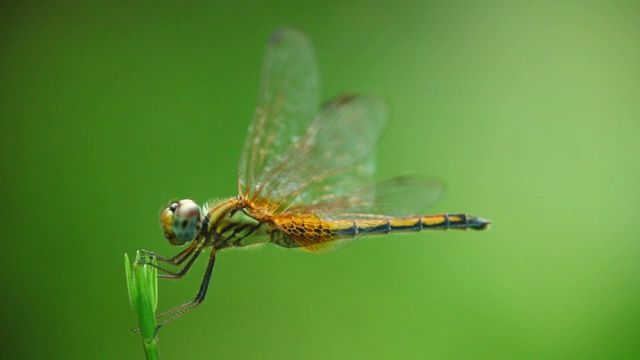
125, 251, 160, 360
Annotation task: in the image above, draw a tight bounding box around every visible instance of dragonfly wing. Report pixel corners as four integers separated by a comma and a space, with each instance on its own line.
238, 27, 320, 198
293, 235, 359, 254
289, 176, 444, 219
253, 94, 388, 210
240, 30, 445, 254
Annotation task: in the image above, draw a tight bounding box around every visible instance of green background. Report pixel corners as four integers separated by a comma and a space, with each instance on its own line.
2, 1, 639, 359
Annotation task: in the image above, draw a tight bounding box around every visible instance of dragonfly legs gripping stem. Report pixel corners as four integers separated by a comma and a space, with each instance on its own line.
139, 242, 206, 280
140, 241, 197, 265
137, 244, 217, 327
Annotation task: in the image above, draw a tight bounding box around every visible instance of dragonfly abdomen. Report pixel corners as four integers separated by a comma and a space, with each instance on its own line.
335, 214, 490, 237
271, 213, 490, 252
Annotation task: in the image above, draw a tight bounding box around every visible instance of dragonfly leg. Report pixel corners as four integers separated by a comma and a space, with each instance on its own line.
156, 250, 217, 327
139, 242, 208, 279
140, 241, 198, 265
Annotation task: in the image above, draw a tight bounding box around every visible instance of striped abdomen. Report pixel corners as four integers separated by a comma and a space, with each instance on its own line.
336, 214, 490, 236
271, 214, 491, 253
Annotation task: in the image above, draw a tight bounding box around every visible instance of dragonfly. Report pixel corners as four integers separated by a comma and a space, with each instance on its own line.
142, 27, 490, 327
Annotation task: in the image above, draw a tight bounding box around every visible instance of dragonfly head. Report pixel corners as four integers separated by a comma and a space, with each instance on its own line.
160, 199, 202, 246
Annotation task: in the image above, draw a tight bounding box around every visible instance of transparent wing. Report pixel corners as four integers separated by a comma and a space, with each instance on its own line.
291, 176, 445, 219
238, 29, 447, 255
249, 94, 388, 212
238, 27, 320, 197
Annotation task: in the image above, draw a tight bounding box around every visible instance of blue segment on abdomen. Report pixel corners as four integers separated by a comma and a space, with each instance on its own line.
358, 221, 391, 235
335, 223, 358, 236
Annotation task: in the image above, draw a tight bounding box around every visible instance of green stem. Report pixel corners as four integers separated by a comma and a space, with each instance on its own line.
125, 251, 160, 360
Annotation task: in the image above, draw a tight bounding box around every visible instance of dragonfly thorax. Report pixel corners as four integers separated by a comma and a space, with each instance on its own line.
160, 199, 202, 246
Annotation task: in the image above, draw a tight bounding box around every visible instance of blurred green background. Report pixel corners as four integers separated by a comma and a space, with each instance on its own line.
1, 1, 639, 359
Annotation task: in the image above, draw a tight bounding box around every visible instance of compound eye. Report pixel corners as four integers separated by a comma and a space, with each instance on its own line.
160, 199, 201, 245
